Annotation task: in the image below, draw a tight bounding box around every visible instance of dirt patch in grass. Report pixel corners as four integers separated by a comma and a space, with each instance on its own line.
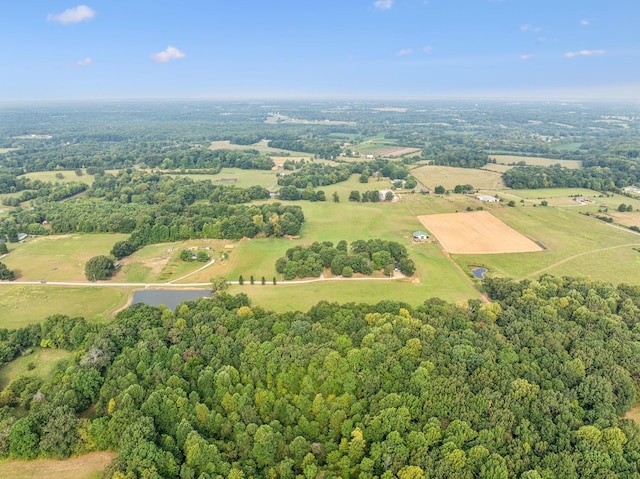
418, 211, 543, 254
624, 406, 640, 424
0, 451, 116, 479
368, 146, 421, 157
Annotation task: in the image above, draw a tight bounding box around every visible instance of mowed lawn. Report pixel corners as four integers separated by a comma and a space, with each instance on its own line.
2, 234, 128, 282
0, 286, 132, 329
454, 205, 640, 284
0, 451, 116, 479
0, 347, 71, 389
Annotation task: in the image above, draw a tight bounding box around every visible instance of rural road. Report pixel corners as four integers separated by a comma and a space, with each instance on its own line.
0, 273, 407, 288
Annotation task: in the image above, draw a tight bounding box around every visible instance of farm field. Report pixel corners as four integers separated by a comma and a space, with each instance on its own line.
0, 286, 131, 328
418, 211, 543, 254
490, 154, 582, 169
411, 165, 505, 190
0, 347, 70, 390
0, 451, 116, 479
454, 206, 640, 284
1, 234, 129, 282
209, 139, 311, 157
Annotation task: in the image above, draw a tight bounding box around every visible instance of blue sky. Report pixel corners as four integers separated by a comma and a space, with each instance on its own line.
1, 0, 638, 100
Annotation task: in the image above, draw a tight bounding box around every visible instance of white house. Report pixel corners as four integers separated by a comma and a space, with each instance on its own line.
476, 195, 499, 203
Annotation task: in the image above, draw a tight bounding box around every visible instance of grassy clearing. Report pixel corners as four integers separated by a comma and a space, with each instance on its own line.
490, 155, 582, 169
454, 206, 640, 284
21, 169, 120, 185
0, 286, 131, 329
226, 198, 480, 308
0, 148, 18, 154
554, 142, 582, 151
625, 406, 640, 424
0, 451, 116, 479
507, 188, 602, 200
0, 347, 70, 390
171, 168, 280, 190
209, 140, 310, 157
411, 165, 505, 190
2, 234, 129, 282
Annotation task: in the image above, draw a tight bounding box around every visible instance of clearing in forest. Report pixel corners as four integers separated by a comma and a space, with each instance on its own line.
418, 210, 543, 254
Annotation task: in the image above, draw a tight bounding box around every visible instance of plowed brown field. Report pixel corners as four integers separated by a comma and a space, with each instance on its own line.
418, 210, 543, 254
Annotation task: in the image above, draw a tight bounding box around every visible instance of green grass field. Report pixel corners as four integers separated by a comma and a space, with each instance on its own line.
171, 168, 280, 190
0, 286, 131, 329
454, 206, 640, 284
20, 169, 120, 185
225, 196, 481, 309
209, 140, 311, 157
411, 165, 505, 190
0, 347, 71, 389
2, 234, 129, 282
490, 155, 582, 169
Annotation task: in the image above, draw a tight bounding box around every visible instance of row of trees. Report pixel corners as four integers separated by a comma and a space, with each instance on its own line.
1, 275, 640, 477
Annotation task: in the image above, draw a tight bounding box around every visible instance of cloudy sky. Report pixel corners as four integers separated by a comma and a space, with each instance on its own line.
1, 0, 638, 100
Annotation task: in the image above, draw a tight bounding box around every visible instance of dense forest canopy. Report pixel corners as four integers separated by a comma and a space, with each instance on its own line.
1, 276, 640, 477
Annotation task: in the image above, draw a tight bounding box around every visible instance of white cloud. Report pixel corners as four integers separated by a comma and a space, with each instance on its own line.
520, 24, 543, 33
422, 45, 433, 53
565, 49, 605, 58
150, 46, 186, 63
48, 5, 96, 25
397, 48, 413, 56
580, 19, 590, 26
520, 53, 534, 60
374, 0, 393, 11
76, 57, 93, 66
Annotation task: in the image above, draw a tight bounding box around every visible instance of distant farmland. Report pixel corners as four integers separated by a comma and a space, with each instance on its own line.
491, 155, 582, 169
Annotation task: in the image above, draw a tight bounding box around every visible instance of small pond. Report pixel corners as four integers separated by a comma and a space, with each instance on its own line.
471, 268, 488, 280
132, 289, 211, 310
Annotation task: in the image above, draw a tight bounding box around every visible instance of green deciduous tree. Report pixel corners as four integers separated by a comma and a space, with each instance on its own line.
84, 255, 115, 281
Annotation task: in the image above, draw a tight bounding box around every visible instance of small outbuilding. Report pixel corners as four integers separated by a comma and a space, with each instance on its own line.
413, 231, 429, 241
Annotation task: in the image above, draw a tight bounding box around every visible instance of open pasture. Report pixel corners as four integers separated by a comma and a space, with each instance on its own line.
172, 167, 280, 190
0, 451, 116, 479
0, 285, 131, 328
209, 140, 310, 157
490, 155, 582, 169
21, 169, 120, 185
418, 211, 543, 254
411, 165, 505, 190
0, 347, 70, 390
454, 206, 640, 283
229, 242, 478, 309
225, 198, 481, 306
363, 146, 422, 157
1, 234, 128, 282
